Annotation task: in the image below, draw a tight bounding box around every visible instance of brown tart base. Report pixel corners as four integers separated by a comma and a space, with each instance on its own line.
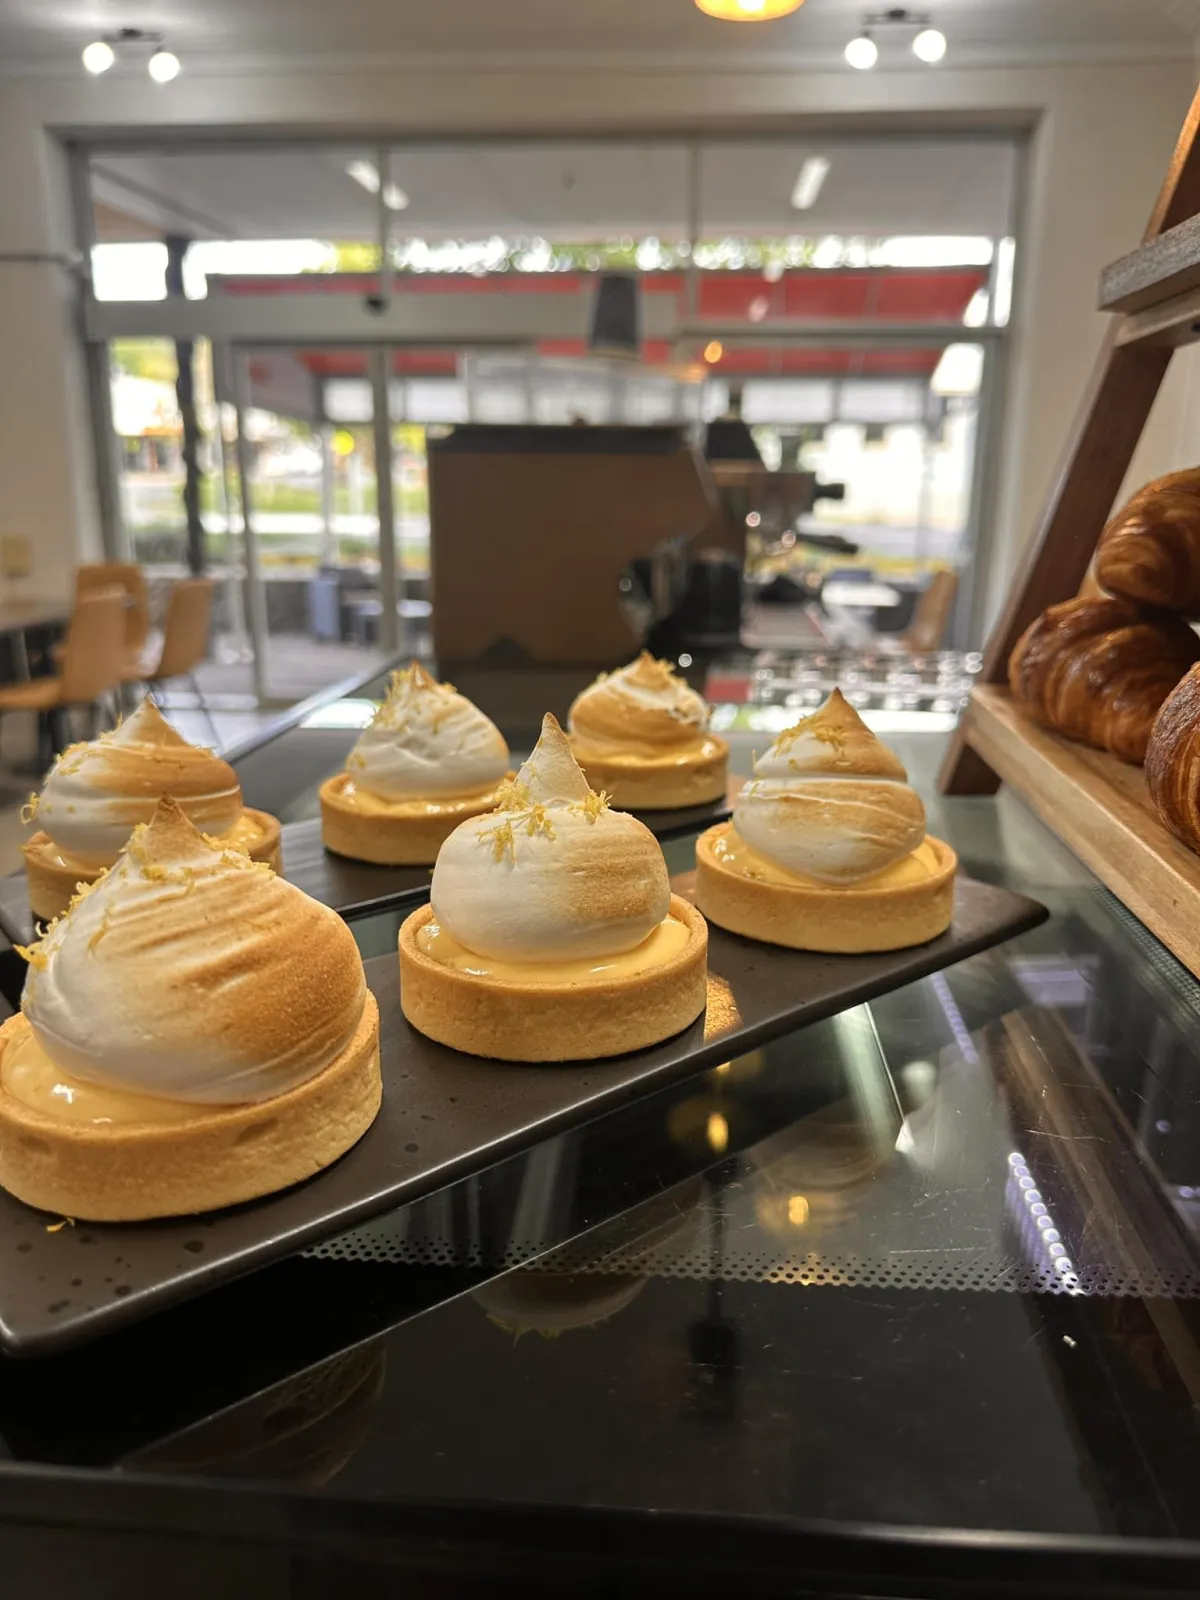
22, 806, 282, 924
398, 896, 708, 1062
319, 772, 504, 866
0, 993, 380, 1221
694, 823, 956, 954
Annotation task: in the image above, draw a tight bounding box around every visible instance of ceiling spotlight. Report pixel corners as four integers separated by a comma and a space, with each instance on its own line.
81, 40, 115, 74
148, 48, 181, 82
913, 26, 947, 61
845, 32, 879, 69
791, 156, 831, 211
347, 161, 410, 211
694, 0, 805, 19
347, 159, 382, 194
704, 340, 725, 364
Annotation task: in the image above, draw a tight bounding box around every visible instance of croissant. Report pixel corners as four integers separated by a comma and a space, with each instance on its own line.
1095, 468, 1200, 614
1008, 596, 1200, 764
1146, 664, 1200, 849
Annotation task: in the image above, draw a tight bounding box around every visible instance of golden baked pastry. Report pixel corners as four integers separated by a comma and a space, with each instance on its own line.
1008, 596, 1200, 764
694, 690, 956, 952
1145, 662, 1200, 852
0, 798, 380, 1221
568, 652, 728, 809
399, 713, 708, 1061
320, 662, 510, 864
1095, 468, 1200, 614
22, 698, 280, 922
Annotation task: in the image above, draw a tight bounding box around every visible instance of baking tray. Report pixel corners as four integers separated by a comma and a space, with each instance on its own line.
0, 870, 1045, 1355
0, 791, 739, 948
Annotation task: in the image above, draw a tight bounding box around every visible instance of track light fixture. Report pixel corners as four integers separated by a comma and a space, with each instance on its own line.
81, 28, 182, 81
844, 33, 879, 69
846, 9, 945, 69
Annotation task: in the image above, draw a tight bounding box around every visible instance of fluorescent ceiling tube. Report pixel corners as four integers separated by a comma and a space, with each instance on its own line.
791, 156, 831, 210
346, 160, 410, 211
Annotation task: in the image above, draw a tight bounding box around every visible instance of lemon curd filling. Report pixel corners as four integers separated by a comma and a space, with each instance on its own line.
711, 827, 940, 891
570, 735, 724, 771
330, 773, 500, 818
1, 1022, 200, 1126
417, 914, 692, 984
219, 810, 270, 853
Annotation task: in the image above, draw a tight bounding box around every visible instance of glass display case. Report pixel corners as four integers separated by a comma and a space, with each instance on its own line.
0, 674, 1197, 1598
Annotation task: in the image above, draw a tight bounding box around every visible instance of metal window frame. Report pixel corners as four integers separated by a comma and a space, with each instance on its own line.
72, 126, 1024, 683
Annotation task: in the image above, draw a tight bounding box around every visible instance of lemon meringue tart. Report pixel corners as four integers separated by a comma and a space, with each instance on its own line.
695, 690, 956, 954
0, 798, 381, 1221
22, 698, 281, 923
320, 662, 511, 865
399, 714, 707, 1062
568, 652, 728, 810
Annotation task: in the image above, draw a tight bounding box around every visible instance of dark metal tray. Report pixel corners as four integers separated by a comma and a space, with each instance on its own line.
0, 870, 1045, 1355
0, 793, 738, 947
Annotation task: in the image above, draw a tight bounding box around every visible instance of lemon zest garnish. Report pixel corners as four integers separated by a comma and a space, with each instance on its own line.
479, 818, 516, 863
20, 792, 39, 825
14, 943, 46, 970
480, 801, 557, 862
370, 662, 452, 734
45, 1217, 74, 1233
572, 789, 611, 823
495, 776, 531, 811
522, 804, 556, 841
776, 715, 848, 763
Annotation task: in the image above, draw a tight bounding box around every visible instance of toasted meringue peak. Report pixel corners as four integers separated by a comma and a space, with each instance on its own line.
569, 652, 711, 752
20, 798, 366, 1106
757, 690, 908, 782
734, 692, 925, 885
345, 661, 509, 802
513, 714, 592, 806
33, 698, 242, 867
430, 714, 669, 963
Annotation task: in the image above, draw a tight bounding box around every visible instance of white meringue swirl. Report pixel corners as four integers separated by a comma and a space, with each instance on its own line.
430, 714, 670, 962
346, 662, 509, 802
33, 699, 243, 868
569, 653, 711, 754
21, 798, 366, 1105
734, 690, 926, 885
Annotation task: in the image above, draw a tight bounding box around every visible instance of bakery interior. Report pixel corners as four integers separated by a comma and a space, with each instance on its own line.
2, 1, 1200, 1594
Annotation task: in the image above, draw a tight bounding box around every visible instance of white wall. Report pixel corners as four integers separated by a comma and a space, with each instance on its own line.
0, 86, 101, 600
0, 55, 1197, 627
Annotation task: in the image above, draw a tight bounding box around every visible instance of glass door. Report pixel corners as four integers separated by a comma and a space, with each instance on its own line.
228, 344, 393, 704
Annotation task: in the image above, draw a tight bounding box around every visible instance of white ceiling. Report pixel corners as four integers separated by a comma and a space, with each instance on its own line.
91, 140, 1017, 242
2, 0, 1199, 72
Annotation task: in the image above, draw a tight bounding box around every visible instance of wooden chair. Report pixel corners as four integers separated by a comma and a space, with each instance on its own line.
74, 561, 150, 658
0, 587, 127, 763
125, 577, 219, 746
902, 570, 958, 654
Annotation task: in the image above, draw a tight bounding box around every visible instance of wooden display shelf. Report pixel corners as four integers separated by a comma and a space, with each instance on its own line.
964, 686, 1200, 977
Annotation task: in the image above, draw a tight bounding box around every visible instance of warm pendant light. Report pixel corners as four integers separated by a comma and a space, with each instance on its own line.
695, 0, 805, 20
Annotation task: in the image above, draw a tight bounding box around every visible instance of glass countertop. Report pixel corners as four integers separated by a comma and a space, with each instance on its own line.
1, 701, 1198, 1592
